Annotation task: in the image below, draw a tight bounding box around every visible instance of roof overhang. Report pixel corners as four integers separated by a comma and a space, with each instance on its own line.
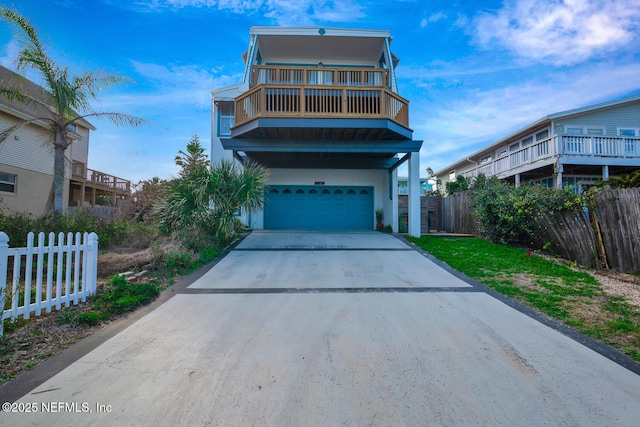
246, 26, 395, 68
224, 137, 422, 170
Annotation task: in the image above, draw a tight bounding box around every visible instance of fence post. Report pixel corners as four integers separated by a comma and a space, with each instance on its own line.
0, 232, 9, 336
86, 232, 98, 296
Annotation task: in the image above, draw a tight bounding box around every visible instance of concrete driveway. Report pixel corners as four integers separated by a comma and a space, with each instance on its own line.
2, 230, 640, 426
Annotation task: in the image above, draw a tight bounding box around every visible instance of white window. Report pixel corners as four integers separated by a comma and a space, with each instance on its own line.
497, 149, 507, 158
535, 129, 549, 140
521, 136, 534, 147
449, 170, 456, 181
618, 128, 640, 137
566, 127, 583, 135
218, 102, 234, 136
0, 173, 16, 193
480, 155, 492, 164
565, 126, 605, 135
509, 142, 520, 152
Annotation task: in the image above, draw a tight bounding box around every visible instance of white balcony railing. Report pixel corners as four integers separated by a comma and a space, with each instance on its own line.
461, 135, 640, 179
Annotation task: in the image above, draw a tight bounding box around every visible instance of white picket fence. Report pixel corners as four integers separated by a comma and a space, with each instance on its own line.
0, 231, 98, 336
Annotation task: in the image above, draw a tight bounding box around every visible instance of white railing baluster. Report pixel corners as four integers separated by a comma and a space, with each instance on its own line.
11, 246, 20, 320
73, 232, 81, 305
0, 233, 8, 336
65, 232, 72, 307
45, 232, 54, 313
35, 232, 44, 316
87, 233, 98, 296
24, 232, 34, 319
55, 232, 64, 311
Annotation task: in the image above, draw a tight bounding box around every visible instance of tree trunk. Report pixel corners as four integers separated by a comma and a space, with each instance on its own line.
53, 145, 66, 216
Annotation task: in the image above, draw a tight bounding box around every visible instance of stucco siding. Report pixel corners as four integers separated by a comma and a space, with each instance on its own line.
0, 164, 55, 216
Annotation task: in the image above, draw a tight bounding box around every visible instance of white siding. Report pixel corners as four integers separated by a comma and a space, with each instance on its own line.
558, 103, 640, 136
0, 113, 56, 176
70, 125, 90, 164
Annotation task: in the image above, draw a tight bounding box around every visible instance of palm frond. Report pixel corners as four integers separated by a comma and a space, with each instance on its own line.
73, 70, 133, 99
77, 111, 149, 128
1, 8, 58, 88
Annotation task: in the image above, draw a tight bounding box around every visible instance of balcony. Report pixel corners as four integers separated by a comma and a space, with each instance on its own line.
461, 135, 640, 179
70, 161, 131, 209
232, 65, 410, 140
72, 162, 131, 193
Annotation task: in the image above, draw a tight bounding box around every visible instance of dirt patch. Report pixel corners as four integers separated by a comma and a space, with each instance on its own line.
0, 233, 204, 387
0, 305, 101, 384
98, 249, 154, 278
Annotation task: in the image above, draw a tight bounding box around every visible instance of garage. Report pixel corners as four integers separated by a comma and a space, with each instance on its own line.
264, 185, 374, 229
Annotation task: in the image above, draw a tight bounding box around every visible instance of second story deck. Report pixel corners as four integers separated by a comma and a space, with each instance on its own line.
72, 161, 131, 194
232, 65, 411, 141
461, 134, 640, 179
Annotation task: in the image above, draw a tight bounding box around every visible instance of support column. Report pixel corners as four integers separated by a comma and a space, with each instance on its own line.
515, 174, 521, 188
390, 170, 399, 233
556, 162, 564, 189
602, 165, 609, 181
408, 152, 421, 237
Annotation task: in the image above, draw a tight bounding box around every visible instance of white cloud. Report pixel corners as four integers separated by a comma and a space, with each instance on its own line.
95, 61, 242, 113
474, 0, 640, 65
411, 62, 640, 172
111, 0, 365, 25
0, 39, 21, 69
420, 12, 446, 28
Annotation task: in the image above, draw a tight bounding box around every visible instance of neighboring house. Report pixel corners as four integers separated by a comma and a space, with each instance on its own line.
211, 27, 423, 236
397, 177, 431, 195
435, 95, 640, 193
0, 66, 130, 216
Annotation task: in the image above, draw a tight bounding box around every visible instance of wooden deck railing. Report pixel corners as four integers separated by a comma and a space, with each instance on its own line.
234, 84, 409, 128
251, 65, 390, 88
71, 161, 130, 193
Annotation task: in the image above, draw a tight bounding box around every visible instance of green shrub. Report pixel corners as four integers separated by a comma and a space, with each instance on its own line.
92, 274, 160, 316
0, 210, 156, 249
469, 175, 582, 245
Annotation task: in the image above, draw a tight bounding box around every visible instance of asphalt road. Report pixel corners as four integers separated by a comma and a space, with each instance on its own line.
1, 231, 639, 426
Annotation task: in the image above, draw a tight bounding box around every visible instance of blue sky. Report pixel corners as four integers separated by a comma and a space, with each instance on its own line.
1, 0, 640, 182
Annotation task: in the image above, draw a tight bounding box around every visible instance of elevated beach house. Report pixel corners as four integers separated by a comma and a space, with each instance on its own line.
435, 94, 640, 193
0, 66, 130, 216
211, 27, 423, 236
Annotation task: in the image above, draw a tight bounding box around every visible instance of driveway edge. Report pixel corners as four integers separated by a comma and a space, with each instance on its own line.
0, 233, 250, 403
398, 234, 640, 377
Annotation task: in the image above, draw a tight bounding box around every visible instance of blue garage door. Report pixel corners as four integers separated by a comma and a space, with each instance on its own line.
264, 185, 374, 229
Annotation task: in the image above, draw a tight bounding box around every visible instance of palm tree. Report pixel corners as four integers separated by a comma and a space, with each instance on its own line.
0, 8, 146, 216
155, 136, 269, 243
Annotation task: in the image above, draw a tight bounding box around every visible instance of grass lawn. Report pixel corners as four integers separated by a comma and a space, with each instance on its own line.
406, 235, 640, 362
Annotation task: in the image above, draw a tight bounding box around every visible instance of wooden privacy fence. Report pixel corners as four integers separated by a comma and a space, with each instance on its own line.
592, 188, 640, 273
0, 231, 98, 336
441, 192, 477, 234
441, 188, 640, 273
532, 210, 601, 268
532, 188, 640, 272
